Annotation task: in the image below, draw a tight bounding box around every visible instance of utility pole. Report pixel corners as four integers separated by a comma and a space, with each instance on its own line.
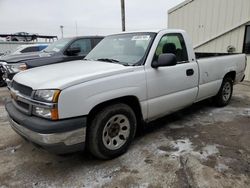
121, 0, 126, 31
60, 25, 64, 38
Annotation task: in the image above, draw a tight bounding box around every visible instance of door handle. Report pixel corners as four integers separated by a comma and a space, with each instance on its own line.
186, 69, 194, 76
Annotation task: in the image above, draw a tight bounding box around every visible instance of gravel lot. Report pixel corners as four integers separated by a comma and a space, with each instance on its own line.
0, 83, 250, 188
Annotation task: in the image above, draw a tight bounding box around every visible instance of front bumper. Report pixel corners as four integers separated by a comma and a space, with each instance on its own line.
6, 102, 87, 154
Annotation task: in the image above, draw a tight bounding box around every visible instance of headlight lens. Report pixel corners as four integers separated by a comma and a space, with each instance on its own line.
32, 89, 60, 120
33, 107, 51, 119
6, 63, 27, 73
34, 90, 60, 103
33, 107, 59, 120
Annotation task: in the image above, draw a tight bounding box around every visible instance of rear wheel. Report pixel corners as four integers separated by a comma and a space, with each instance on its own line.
87, 103, 137, 159
214, 77, 233, 107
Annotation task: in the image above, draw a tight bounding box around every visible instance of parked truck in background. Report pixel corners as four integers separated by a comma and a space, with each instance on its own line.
5, 29, 246, 159
0, 36, 104, 86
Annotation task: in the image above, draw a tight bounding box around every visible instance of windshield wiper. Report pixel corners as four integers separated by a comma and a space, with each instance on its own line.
97, 58, 120, 63
83, 58, 94, 61
97, 58, 131, 66
87, 58, 130, 66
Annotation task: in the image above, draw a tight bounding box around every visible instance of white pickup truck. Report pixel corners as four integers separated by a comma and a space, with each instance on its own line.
5, 29, 246, 159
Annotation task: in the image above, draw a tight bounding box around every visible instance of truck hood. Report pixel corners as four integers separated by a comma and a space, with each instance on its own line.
13, 60, 135, 90
0, 52, 54, 64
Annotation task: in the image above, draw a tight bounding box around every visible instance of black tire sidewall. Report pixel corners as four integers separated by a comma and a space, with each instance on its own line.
216, 78, 233, 106
90, 104, 137, 159
0, 76, 6, 87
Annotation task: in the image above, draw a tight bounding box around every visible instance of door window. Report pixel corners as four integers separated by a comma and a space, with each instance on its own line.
155, 33, 188, 63
69, 39, 92, 55
243, 26, 250, 54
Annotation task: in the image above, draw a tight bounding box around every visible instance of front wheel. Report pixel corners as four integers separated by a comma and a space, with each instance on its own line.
213, 77, 233, 107
87, 103, 137, 159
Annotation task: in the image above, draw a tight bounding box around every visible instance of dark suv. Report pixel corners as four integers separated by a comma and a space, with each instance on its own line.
0, 36, 104, 86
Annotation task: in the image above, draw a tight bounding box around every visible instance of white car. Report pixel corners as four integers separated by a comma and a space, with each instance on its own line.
0, 44, 48, 57
10, 44, 48, 55
6, 29, 246, 159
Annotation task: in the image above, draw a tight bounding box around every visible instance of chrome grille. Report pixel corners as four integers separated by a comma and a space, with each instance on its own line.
16, 100, 29, 111
9, 83, 55, 117
12, 81, 33, 97
9, 81, 33, 115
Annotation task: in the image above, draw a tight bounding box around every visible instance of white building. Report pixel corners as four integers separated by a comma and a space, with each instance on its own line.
168, 0, 250, 81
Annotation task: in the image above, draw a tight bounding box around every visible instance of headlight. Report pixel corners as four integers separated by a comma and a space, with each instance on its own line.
33, 106, 58, 120
32, 89, 61, 120
34, 89, 60, 103
6, 63, 27, 73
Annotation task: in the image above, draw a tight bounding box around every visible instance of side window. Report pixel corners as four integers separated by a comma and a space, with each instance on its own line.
69, 39, 92, 55
155, 33, 188, 63
21, 46, 39, 53
93, 38, 103, 47
243, 26, 250, 54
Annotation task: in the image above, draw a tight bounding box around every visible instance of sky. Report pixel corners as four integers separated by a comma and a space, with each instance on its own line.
0, 0, 184, 38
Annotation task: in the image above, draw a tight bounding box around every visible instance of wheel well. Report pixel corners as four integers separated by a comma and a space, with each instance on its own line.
87, 96, 144, 130
224, 71, 236, 82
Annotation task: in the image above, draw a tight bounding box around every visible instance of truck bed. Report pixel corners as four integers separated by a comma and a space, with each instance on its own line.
195, 52, 241, 59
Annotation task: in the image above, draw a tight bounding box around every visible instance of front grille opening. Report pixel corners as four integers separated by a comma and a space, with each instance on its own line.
16, 100, 29, 110
12, 81, 33, 97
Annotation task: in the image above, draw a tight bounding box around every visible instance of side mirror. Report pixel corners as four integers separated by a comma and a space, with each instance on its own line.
152, 53, 177, 68
66, 47, 81, 56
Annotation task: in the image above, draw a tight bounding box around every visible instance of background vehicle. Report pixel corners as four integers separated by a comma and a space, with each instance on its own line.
6, 32, 35, 42
5, 29, 246, 159
10, 44, 48, 55
0, 44, 48, 57
0, 36, 104, 86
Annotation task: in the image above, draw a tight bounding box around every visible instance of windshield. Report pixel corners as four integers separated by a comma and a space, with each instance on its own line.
85, 33, 156, 66
44, 38, 71, 53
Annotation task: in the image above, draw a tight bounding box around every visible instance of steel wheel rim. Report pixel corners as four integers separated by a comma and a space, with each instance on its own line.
102, 114, 130, 150
222, 82, 231, 102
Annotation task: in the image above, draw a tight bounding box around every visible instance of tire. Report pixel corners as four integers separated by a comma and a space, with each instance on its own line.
0, 73, 6, 87
0, 80, 6, 87
87, 103, 137, 159
214, 77, 233, 107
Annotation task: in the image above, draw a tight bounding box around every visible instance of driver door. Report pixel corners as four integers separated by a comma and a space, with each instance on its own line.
146, 33, 199, 120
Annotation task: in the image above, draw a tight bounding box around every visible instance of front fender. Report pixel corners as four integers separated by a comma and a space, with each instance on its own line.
58, 69, 147, 120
